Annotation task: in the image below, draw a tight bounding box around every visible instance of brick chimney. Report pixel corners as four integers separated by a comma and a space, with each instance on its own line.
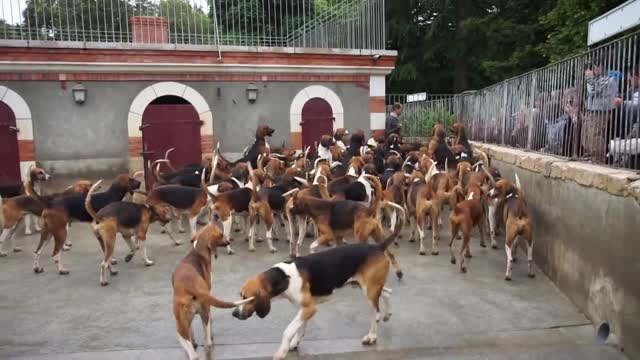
130, 16, 169, 44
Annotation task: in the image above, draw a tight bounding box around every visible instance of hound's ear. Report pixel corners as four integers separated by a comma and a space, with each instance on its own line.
255, 293, 271, 319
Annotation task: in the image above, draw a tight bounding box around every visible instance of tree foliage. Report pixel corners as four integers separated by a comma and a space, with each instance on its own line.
387, 0, 628, 94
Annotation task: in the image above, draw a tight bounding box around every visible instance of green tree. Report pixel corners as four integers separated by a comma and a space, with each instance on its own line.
539, 0, 627, 62
160, 0, 211, 43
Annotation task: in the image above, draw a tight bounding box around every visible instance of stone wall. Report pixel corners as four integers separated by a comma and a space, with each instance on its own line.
474, 142, 640, 359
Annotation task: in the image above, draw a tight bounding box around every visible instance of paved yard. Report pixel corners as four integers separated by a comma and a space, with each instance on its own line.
0, 208, 626, 360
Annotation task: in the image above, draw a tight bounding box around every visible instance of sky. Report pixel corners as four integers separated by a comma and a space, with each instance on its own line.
1, 0, 26, 24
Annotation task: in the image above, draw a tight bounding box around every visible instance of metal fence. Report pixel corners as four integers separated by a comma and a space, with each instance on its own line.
389, 31, 640, 170
0, 0, 385, 49
386, 94, 456, 138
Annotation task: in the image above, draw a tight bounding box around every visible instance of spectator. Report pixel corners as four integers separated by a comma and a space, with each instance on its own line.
621, 64, 640, 136
582, 56, 621, 163
385, 103, 403, 138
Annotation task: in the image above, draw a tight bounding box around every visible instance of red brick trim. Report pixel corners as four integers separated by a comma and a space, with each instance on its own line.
0, 73, 369, 82
0, 47, 397, 68
129, 137, 143, 158
201, 135, 214, 154
291, 132, 302, 150
370, 96, 386, 113
18, 140, 35, 161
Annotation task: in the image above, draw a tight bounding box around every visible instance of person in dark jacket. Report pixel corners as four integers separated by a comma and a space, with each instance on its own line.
385, 103, 403, 137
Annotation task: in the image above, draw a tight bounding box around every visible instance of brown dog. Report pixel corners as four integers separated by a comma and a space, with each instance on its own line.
448, 189, 486, 273
85, 180, 172, 286
172, 224, 251, 360
488, 174, 534, 280
30, 174, 141, 275
0, 180, 92, 257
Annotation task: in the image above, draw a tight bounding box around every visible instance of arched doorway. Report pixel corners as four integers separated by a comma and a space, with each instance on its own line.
289, 85, 344, 150
141, 96, 202, 187
127, 82, 213, 188
301, 98, 334, 153
0, 101, 20, 184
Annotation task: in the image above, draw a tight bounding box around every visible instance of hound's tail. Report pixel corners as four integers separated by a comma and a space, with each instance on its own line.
151, 159, 169, 185
379, 201, 405, 279
85, 180, 103, 222
200, 163, 217, 200
197, 292, 254, 309
515, 173, 525, 218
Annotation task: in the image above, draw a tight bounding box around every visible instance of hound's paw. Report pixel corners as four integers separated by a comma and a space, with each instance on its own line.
491, 244, 499, 250
273, 352, 287, 360
178, 228, 186, 234
110, 258, 118, 265
269, 248, 278, 254
361, 334, 377, 345
100, 281, 109, 286
125, 254, 134, 263
248, 247, 256, 252
480, 242, 487, 248
12, 247, 22, 253
227, 248, 235, 255
450, 257, 456, 265
160, 228, 167, 234
464, 252, 472, 258
109, 269, 118, 276
58, 269, 70, 275
409, 238, 415, 243
419, 249, 426, 256
528, 273, 536, 278
383, 313, 392, 322
505, 275, 512, 281
24, 230, 33, 236
431, 250, 439, 256
460, 267, 467, 274
0, 252, 7, 257
174, 240, 183, 246
64, 241, 73, 248
145, 260, 155, 266
62, 245, 71, 251
33, 266, 44, 274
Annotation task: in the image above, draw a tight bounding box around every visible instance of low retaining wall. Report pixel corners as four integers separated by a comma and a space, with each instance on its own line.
473, 142, 640, 359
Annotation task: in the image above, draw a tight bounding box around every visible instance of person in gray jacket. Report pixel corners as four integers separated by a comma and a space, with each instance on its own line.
581, 57, 621, 162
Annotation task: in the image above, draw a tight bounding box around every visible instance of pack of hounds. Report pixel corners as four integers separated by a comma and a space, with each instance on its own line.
0, 122, 534, 360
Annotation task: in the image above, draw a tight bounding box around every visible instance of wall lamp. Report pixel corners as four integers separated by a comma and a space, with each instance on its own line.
71, 82, 87, 104
246, 83, 258, 103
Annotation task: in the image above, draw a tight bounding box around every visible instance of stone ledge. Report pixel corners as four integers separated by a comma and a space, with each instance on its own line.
472, 142, 640, 199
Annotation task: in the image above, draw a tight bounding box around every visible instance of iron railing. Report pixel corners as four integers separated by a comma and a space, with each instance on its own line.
386, 93, 456, 138
0, 0, 385, 50
388, 31, 640, 170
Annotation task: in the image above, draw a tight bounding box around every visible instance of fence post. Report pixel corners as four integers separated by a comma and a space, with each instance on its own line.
573, 55, 587, 159
527, 72, 537, 150
501, 83, 508, 145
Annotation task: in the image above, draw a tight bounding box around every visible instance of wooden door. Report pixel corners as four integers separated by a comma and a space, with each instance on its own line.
301, 98, 334, 154
0, 101, 21, 185
141, 103, 202, 188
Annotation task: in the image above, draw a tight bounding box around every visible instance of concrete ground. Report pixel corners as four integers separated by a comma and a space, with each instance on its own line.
0, 206, 627, 360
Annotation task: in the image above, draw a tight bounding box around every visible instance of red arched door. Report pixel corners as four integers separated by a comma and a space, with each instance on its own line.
141, 96, 202, 187
301, 98, 334, 153
0, 101, 21, 184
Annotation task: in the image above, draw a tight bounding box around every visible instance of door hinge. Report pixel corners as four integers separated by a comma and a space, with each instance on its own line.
139, 124, 151, 131
9, 126, 19, 133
